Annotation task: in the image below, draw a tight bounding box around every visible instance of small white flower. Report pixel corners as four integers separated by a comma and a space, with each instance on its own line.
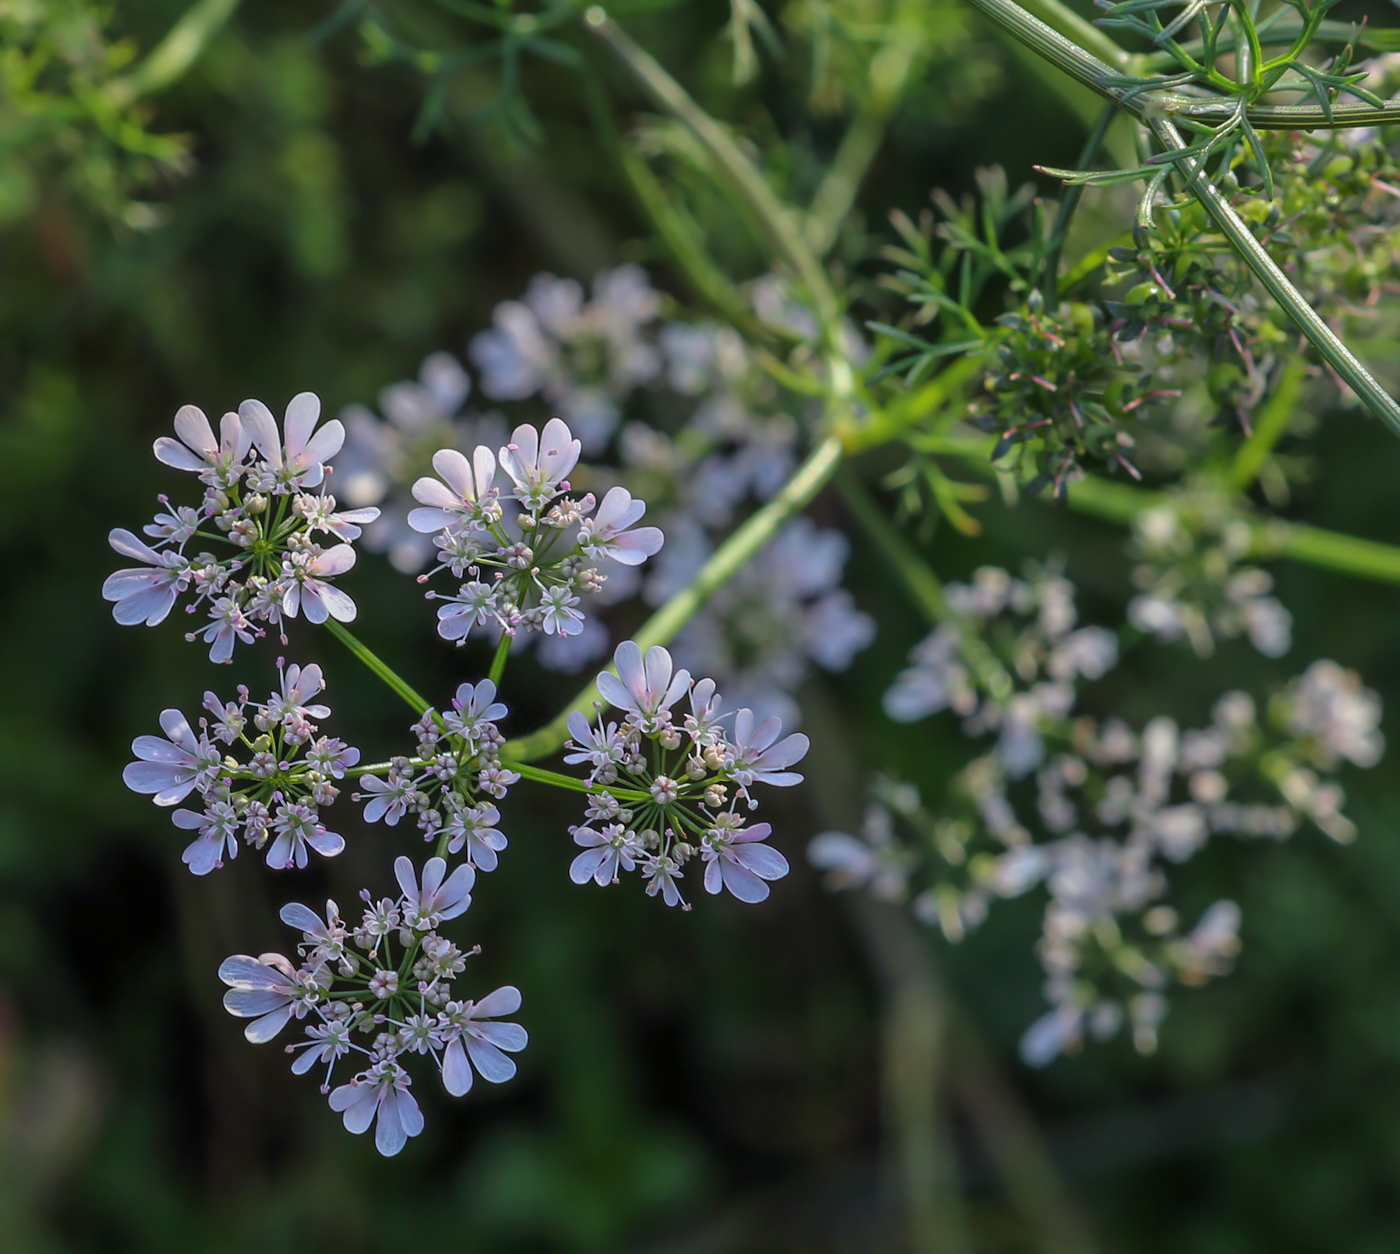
396, 855, 475, 930
218, 952, 323, 1043
239, 392, 345, 490
724, 709, 809, 788
103, 529, 190, 626
123, 709, 221, 805
280, 544, 358, 624
596, 641, 690, 731
440, 986, 528, 1096
578, 486, 664, 566
175, 800, 240, 875
568, 824, 642, 885
153, 405, 251, 487
498, 417, 581, 511
702, 820, 789, 902
408, 446, 500, 534
328, 1060, 425, 1157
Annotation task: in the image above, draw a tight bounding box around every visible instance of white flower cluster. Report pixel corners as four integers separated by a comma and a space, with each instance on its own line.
343, 268, 872, 721
411, 416, 664, 644
1126, 494, 1292, 658
353, 680, 518, 869
813, 661, 1383, 1066
884, 564, 1119, 775
336, 352, 508, 574
218, 861, 526, 1157
564, 642, 807, 907
123, 660, 359, 874
103, 395, 379, 661
469, 264, 661, 453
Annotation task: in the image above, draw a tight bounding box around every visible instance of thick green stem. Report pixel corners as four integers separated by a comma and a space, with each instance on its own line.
324, 620, 432, 714
502, 434, 846, 761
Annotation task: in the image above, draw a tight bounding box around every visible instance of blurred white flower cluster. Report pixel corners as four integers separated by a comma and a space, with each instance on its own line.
1126, 491, 1292, 658
817, 563, 1384, 1066
341, 264, 873, 719
884, 564, 1118, 776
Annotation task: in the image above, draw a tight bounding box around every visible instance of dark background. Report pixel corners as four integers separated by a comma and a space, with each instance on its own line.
5, 1, 1400, 1250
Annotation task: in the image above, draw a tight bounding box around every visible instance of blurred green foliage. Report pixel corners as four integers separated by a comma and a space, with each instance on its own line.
4, 0, 1400, 1251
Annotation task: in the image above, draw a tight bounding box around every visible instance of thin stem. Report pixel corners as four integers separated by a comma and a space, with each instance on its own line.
507, 761, 647, 798
104, 0, 244, 107
323, 620, 432, 714
807, 0, 929, 256
961, 0, 1400, 438
585, 6, 841, 332
487, 632, 512, 687
502, 434, 845, 761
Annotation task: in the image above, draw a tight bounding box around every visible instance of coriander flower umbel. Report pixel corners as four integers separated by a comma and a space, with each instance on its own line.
410, 417, 665, 645
563, 640, 806, 908
125, 661, 359, 875
218, 867, 528, 1155
354, 680, 518, 856
106, 393, 378, 661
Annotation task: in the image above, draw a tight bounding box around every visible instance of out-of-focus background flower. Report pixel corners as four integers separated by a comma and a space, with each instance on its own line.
6, 0, 1400, 1250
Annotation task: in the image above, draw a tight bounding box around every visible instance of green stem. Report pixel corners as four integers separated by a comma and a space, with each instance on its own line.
1148, 113, 1400, 439
104, 0, 245, 107
807, 0, 929, 256
933, 436, 1400, 588
960, 0, 1400, 438
487, 632, 512, 687
585, 6, 841, 331
506, 761, 647, 798
323, 620, 432, 714
1228, 356, 1307, 491
502, 434, 845, 761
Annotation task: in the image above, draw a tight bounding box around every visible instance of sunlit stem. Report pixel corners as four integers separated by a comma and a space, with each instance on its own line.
585, 6, 841, 334
933, 436, 1400, 586
502, 434, 846, 762
104, 0, 245, 107
323, 619, 432, 714
807, 0, 931, 256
